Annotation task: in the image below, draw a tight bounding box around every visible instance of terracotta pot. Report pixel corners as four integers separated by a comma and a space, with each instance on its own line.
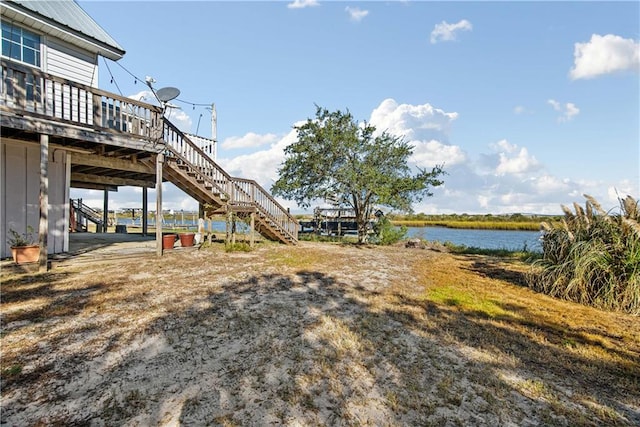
179, 233, 195, 247
162, 234, 176, 250
11, 245, 40, 264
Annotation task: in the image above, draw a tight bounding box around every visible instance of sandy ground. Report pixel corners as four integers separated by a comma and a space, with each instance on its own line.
1, 240, 639, 426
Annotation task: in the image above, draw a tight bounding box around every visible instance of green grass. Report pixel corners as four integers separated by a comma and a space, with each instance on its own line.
443, 242, 541, 261
425, 286, 508, 318
392, 220, 543, 231
224, 242, 253, 252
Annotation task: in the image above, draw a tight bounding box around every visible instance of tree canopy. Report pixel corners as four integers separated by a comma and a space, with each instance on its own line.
272, 106, 446, 243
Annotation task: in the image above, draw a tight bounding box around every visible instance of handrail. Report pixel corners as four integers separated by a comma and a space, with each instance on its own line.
162, 120, 298, 242
230, 177, 298, 241
1, 59, 297, 242
71, 198, 103, 224
1, 59, 163, 142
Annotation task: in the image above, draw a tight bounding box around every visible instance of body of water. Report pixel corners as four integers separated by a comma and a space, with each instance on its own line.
406, 226, 542, 251
117, 218, 542, 251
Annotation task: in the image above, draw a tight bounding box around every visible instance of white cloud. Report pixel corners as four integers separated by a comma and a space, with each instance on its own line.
219, 128, 297, 190
221, 132, 279, 150
532, 175, 571, 193
345, 6, 369, 22
74, 98, 636, 216
547, 99, 580, 122
430, 19, 472, 44
128, 90, 154, 103
490, 139, 541, 176
410, 140, 467, 168
570, 34, 640, 80
607, 180, 640, 205
369, 98, 458, 142
164, 108, 193, 133
287, 0, 319, 9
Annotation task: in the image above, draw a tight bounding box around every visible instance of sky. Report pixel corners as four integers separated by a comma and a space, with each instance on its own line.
73, 0, 639, 215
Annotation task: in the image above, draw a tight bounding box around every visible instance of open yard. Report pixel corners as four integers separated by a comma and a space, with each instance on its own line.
1, 241, 639, 426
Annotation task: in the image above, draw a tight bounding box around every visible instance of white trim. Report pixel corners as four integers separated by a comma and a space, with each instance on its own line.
63, 152, 70, 252
1, 3, 124, 60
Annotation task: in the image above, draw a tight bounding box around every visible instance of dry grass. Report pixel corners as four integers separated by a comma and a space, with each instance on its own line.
1, 241, 638, 426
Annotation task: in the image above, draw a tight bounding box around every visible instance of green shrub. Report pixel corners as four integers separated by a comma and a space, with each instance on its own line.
527, 195, 640, 314
372, 216, 407, 246
225, 242, 253, 253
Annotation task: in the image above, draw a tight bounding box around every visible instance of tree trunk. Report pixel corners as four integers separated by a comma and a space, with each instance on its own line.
356, 214, 368, 243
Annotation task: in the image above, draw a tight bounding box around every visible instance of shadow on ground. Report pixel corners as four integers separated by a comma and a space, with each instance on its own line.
1, 252, 638, 426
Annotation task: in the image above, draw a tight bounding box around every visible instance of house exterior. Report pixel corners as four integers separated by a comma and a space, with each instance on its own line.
1, 0, 127, 261
1, 0, 297, 267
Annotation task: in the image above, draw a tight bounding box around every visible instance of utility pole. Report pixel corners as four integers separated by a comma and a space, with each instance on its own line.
211, 102, 217, 161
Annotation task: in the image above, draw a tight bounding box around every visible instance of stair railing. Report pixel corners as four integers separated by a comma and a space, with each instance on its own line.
161, 119, 298, 242
230, 177, 298, 241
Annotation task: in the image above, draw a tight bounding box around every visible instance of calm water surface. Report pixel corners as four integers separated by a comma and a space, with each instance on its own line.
118, 219, 542, 251
406, 226, 542, 251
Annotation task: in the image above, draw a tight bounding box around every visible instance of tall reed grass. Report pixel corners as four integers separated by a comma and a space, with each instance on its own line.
527, 195, 640, 315
392, 220, 542, 230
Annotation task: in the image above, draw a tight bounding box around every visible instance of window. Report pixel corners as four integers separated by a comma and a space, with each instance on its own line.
1, 21, 41, 67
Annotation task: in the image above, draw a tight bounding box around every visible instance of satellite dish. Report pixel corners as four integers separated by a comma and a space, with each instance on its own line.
156, 87, 180, 103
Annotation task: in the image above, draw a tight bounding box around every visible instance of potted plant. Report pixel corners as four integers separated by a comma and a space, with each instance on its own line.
162, 233, 177, 250
7, 226, 39, 264
179, 232, 195, 247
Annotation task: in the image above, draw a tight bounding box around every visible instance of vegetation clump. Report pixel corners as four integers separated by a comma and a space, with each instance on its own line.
527, 194, 640, 315
371, 215, 407, 245
7, 226, 36, 247
272, 105, 445, 243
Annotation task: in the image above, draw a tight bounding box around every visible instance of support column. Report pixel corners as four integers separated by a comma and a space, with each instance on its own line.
142, 187, 148, 236
38, 134, 49, 272
63, 153, 71, 252
250, 212, 255, 247
102, 188, 109, 233
156, 153, 164, 256
225, 209, 232, 246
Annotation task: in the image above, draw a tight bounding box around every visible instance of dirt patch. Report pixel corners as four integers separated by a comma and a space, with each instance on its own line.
1, 241, 638, 426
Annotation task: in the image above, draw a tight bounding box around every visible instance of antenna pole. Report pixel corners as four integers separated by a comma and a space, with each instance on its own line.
211, 103, 217, 160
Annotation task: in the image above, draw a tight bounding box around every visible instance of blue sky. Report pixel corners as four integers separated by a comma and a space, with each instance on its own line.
73, 0, 639, 215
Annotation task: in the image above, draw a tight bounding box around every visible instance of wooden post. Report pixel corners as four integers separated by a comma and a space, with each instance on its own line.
250, 212, 255, 247
156, 153, 163, 256
142, 187, 148, 235
197, 218, 205, 244
102, 188, 108, 233
231, 213, 237, 245
226, 209, 232, 246
38, 134, 49, 272
63, 153, 71, 252
208, 217, 213, 244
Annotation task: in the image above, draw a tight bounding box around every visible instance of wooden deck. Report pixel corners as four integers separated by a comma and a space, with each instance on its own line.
1, 59, 297, 245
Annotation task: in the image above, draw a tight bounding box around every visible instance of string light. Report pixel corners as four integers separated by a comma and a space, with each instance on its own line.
104, 58, 213, 108
102, 57, 123, 96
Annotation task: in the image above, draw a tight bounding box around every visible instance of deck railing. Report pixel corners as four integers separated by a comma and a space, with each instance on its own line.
162, 120, 298, 242
1, 59, 297, 242
1, 59, 163, 142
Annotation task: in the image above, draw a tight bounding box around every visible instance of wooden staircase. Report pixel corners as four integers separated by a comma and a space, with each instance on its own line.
70, 198, 105, 232
160, 119, 298, 245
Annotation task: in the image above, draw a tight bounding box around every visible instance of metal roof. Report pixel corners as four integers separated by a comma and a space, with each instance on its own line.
2, 0, 125, 59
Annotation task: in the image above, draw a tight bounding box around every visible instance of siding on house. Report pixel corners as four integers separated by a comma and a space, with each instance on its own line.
46, 38, 98, 87
1, 139, 68, 258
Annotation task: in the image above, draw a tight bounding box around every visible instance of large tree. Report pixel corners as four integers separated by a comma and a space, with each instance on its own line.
272, 106, 446, 243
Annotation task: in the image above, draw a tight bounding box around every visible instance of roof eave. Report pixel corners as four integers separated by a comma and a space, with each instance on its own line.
1, 2, 125, 60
